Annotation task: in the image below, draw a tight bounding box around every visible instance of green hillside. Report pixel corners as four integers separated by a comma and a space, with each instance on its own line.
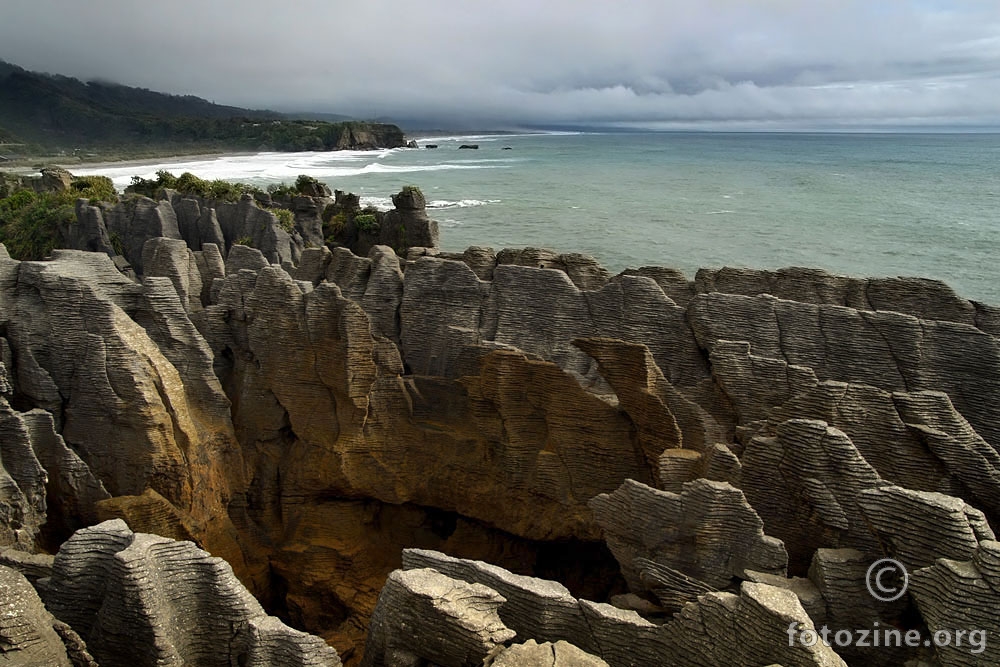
0, 61, 405, 156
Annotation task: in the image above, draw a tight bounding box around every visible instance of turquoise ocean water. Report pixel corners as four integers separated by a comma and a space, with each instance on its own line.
77, 132, 1000, 304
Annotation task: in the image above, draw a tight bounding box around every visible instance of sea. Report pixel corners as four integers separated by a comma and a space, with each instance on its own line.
74, 131, 1000, 304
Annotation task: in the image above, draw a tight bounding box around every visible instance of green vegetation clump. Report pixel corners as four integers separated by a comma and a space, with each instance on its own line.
267, 175, 330, 201
268, 182, 297, 199
324, 209, 347, 244
322, 202, 382, 244
272, 208, 295, 233
0, 175, 119, 260
354, 213, 378, 234
109, 231, 125, 256
235, 236, 254, 247
72, 175, 117, 203
295, 175, 320, 193
127, 170, 264, 202
401, 184, 423, 197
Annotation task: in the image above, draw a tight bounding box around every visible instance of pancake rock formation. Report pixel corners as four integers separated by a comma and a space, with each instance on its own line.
1, 177, 1000, 665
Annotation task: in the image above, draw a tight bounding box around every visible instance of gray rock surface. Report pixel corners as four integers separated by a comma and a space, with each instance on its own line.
43, 519, 341, 667
192, 242, 225, 305
496, 248, 611, 291
590, 478, 787, 591
695, 265, 998, 335
740, 418, 885, 569
141, 237, 203, 312
102, 196, 182, 274
362, 567, 515, 667
381, 553, 841, 667
805, 548, 911, 666
487, 640, 608, 667
216, 195, 298, 265
402, 548, 597, 653
379, 187, 439, 251
910, 540, 1000, 666
689, 292, 1000, 450
0, 397, 48, 550
6, 221, 1000, 667
856, 485, 995, 572
0, 565, 77, 667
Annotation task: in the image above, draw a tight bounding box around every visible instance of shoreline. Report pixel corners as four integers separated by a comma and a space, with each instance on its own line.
3, 130, 539, 172
2, 149, 245, 174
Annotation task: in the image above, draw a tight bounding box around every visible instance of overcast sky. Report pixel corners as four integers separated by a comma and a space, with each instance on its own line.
2, 0, 1000, 129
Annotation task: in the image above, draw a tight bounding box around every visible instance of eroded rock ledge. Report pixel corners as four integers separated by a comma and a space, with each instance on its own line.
2, 193, 1000, 665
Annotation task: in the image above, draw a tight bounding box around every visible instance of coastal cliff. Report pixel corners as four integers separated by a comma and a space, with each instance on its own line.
2, 177, 1000, 665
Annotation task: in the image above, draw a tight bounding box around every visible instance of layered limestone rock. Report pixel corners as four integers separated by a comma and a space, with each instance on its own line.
495, 247, 611, 291
589, 479, 787, 596
486, 640, 608, 667
689, 292, 1000, 450
43, 519, 341, 667
0, 247, 251, 579
910, 541, 1000, 666
402, 548, 598, 654
399, 256, 708, 391
378, 187, 439, 252
694, 265, 1000, 335
0, 565, 85, 666
856, 485, 995, 572
216, 195, 300, 265
372, 553, 844, 667
0, 397, 49, 550
739, 418, 884, 569
362, 568, 515, 667
4, 225, 1000, 666
0, 398, 109, 548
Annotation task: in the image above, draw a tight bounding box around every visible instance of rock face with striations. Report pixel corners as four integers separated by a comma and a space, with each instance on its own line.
3, 205, 1000, 667
41, 519, 340, 666
362, 548, 844, 667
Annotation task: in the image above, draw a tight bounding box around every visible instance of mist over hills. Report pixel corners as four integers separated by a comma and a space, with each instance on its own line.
0, 60, 397, 156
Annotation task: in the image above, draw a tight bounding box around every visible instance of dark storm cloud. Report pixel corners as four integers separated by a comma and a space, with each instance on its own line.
2, 0, 999, 128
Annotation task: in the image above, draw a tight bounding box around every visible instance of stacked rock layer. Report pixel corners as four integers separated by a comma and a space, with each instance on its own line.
1, 185, 999, 665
